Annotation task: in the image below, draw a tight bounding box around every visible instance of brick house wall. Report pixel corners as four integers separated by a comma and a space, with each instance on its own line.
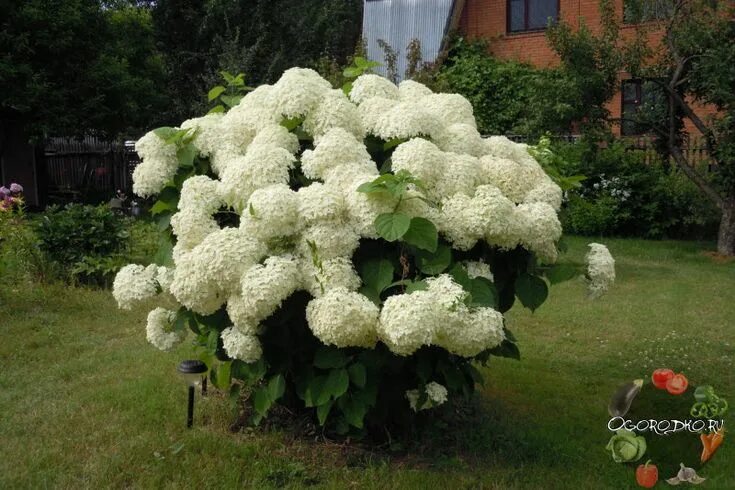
458, 0, 717, 136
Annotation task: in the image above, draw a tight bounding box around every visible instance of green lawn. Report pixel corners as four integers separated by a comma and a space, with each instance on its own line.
1, 237, 733, 489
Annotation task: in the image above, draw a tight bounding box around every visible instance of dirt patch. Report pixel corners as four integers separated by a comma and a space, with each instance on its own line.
702, 251, 735, 263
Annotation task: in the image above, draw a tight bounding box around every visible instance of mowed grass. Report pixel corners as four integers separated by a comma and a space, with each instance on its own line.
1, 237, 733, 489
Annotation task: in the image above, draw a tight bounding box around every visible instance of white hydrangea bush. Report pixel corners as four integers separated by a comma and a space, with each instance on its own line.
114, 67, 613, 432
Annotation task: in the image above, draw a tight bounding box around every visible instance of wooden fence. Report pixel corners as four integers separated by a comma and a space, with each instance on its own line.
43, 136, 139, 203
506, 134, 713, 170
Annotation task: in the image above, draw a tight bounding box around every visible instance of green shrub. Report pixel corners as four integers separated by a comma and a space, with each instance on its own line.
0, 206, 51, 281
36, 204, 129, 285
558, 141, 720, 239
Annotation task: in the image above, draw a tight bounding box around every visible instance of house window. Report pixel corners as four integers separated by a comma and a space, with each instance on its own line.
621, 79, 665, 136
623, 0, 675, 24
507, 0, 559, 33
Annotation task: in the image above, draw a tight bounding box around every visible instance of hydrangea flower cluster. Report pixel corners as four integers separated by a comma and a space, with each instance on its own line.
116, 68, 566, 365
586, 243, 616, 298
406, 381, 449, 411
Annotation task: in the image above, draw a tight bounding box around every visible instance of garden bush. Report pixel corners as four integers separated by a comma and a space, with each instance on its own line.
112, 67, 614, 438
0, 184, 50, 281
557, 141, 720, 239
36, 203, 130, 285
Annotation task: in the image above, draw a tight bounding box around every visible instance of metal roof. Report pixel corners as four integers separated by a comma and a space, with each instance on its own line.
362, 0, 456, 81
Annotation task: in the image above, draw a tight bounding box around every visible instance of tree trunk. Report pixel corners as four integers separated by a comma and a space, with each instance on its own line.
717, 199, 735, 256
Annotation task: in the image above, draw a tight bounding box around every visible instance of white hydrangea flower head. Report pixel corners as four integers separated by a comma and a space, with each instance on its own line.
240, 184, 299, 240
235, 255, 301, 323
306, 288, 379, 348
437, 193, 482, 251
146, 307, 186, 351
296, 182, 346, 225
377, 291, 438, 355
484, 135, 530, 161
433, 123, 487, 157
435, 306, 504, 357
425, 381, 448, 405
170, 228, 266, 314
219, 144, 295, 213
250, 123, 300, 154
170, 208, 220, 252
463, 260, 494, 281
391, 137, 444, 188
297, 221, 360, 260
422, 93, 476, 128
181, 113, 223, 158
300, 128, 373, 181
425, 274, 469, 311
398, 79, 433, 101
349, 74, 399, 104
406, 381, 449, 411
178, 175, 223, 214
300, 257, 361, 298
132, 131, 179, 197
586, 243, 615, 298
478, 155, 534, 203
113, 264, 160, 310
270, 67, 331, 118
516, 202, 562, 264
371, 101, 441, 141
523, 180, 563, 212
156, 266, 176, 294
356, 96, 397, 135
432, 152, 479, 200
303, 89, 364, 141
221, 326, 262, 363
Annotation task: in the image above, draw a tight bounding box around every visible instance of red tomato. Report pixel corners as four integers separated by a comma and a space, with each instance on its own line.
651, 368, 674, 389
666, 373, 689, 395
636, 461, 658, 488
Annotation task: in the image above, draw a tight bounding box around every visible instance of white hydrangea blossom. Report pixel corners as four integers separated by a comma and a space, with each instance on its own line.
132, 131, 179, 197
269, 67, 332, 118
120, 70, 575, 364
300, 257, 361, 298
398, 79, 433, 101
113, 264, 160, 310
464, 260, 494, 281
377, 289, 447, 356
240, 184, 299, 240
296, 182, 345, 224
219, 144, 296, 213
586, 243, 616, 298
250, 124, 300, 154
146, 307, 186, 351
221, 326, 262, 363
181, 114, 223, 158
422, 93, 476, 128
349, 74, 399, 104
303, 89, 364, 141
406, 381, 449, 411
306, 288, 379, 347
235, 255, 301, 323
301, 128, 373, 181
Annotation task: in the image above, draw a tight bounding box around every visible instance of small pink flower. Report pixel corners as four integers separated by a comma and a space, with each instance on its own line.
9, 183, 23, 193
0, 186, 9, 196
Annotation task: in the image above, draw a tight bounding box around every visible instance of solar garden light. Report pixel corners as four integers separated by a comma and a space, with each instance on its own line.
177, 360, 208, 428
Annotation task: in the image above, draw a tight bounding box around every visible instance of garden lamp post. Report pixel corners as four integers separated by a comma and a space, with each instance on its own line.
177, 360, 207, 428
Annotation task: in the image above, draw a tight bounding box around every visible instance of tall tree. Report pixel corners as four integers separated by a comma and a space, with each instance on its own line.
624, 0, 735, 255
0, 0, 167, 154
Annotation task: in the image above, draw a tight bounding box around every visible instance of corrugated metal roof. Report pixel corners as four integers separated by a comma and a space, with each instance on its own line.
362, 0, 455, 81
